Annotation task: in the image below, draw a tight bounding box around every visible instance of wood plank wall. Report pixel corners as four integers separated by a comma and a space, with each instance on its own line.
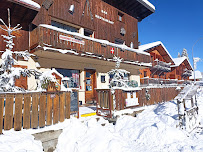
0, 27, 29, 51
32, 0, 139, 48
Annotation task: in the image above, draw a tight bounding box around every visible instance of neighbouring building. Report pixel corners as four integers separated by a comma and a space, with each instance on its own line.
139, 41, 193, 86
168, 56, 193, 80
0, 0, 155, 104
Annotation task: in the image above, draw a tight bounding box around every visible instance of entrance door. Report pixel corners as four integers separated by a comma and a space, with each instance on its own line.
85, 69, 96, 102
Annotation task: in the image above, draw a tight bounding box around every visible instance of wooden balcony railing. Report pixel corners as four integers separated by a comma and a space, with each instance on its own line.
182, 70, 192, 77
140, 77, 192, 86
151, 60, 171, 72
30, 25, 150, 65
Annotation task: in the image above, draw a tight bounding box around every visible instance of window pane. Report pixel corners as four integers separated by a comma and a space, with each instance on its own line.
56, 68, 79, 88
86, 72, 91, 78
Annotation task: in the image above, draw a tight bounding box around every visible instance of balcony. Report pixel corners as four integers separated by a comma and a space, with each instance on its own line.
30, 25, 151, 66
151, 59, 171, 72
182, 70, 192, 77
140, 77, 192, 87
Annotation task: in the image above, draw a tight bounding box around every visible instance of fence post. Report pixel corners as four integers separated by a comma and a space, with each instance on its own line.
4, 94, 14, 130
0, 95, 4, 134
46, 93, 53, 126
31, 93, 40, 129
14, 94, 23, 131
59, 92, 65, 122
23, 94, 31, 129
53, 93, 59, 124
39, 93, 46, 128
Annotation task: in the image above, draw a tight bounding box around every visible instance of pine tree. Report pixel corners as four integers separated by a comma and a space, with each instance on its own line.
0, 9, 43, 92
181, 48, 189, 60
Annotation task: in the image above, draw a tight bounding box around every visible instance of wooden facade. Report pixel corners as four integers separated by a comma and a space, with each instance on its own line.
0, 0, 154, 103
31, 0, 150, 48
166, 58, 193, 80
140, 44, 174, 79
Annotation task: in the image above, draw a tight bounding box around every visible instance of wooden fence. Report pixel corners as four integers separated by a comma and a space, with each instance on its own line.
96, 87, 181, 118
0, 91, 78, 134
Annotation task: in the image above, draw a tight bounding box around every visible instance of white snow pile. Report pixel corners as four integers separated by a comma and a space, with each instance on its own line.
1, 88, 203, 152
55, 87, 203, 152
0, 130, 43, 152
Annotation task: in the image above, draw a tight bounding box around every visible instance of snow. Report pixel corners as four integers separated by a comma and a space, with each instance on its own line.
2, 88, 203, 152
79, 106, 96, 116
171, 57, 193, 70
55, 88, 203, 152
39, 24, 150, 56
139, 41, 174, 64
12, 0, 41, 10
141, 0, 156, 11
189, 70, 203, 80
0, 130, 43, 152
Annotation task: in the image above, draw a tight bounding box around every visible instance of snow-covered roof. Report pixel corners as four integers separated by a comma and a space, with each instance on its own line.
141, 0, 155, 11
139, 41, 174, 63
10, 0, 41, 11
171, 57, 193, 70
43, 68, 64, 79
189, 71, 202, 80
39, 24, 150, 56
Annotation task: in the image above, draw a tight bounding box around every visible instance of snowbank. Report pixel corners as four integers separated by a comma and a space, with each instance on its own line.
55, 87, 203, 152
1, 88, 203, 152
0, 130, 43, 152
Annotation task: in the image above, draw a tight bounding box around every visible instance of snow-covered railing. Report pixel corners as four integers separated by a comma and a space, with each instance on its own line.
182, 70, 192, 77
30, 25, 151, 65
140, 77, 192, 86
0, 90, 79, 134
175, 84, 200, 132
152, 60, 171, 72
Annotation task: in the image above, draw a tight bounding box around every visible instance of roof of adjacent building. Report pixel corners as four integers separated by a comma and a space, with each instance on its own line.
171, 56, 193, 70
139, 41, 174, 64
189, 71, 202, 80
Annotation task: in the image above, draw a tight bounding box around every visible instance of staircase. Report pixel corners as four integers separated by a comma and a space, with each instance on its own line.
175, 84, 200, 132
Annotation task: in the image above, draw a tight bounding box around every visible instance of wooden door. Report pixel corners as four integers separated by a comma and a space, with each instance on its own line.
85, 69, 96, 102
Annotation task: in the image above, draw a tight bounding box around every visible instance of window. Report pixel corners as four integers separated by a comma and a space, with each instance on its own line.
118, 12, 124, 22
56, 68, 80, 88
144, 71, 147, 77
51, 21, 78, 33
84, 29, 93, 37
101, 75, 106, 83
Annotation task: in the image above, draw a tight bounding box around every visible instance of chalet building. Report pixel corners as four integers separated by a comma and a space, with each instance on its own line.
0, 0, 155, 103
139, 41, 193, 86
167, 56, 193, 80
139, 41, 175, 85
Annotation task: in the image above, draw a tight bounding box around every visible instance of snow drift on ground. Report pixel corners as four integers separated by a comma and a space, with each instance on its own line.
1, 87, 203, 152
0, 130, 43, 152
55, 87, 203, 152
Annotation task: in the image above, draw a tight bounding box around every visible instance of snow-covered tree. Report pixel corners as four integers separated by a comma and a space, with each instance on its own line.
0, 9, 60, 92
108, 56, 130, 89
0, 9, 43, 92
181, 48, 189, 60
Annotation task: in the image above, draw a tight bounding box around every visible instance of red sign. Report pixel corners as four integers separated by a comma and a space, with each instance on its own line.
111, 48, 114, 54
59, 35, 85, 45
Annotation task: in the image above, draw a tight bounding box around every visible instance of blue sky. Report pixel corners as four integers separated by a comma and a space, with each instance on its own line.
138, 0, 203, 72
